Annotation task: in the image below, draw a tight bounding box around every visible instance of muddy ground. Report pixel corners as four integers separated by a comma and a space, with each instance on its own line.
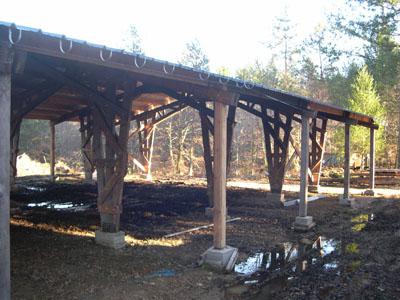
9, 178, 400, 299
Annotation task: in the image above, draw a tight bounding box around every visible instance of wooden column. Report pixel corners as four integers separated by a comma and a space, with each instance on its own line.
293, 113, 315, 231
213, 101, 228, 249
262, 108, 293, 199
50, 121, 55, 181
137, 118, 156, 180
92, 83, 132, 234
299, 115, 310, 218
369, 127, 375, 191
199, 103, 214, 207
10, 120, 21, 186
226, 106, 236, 177
0, 45, 12, 300
79, 114, 94, 182
308, 118, 327, 192
342, 123, 351, 201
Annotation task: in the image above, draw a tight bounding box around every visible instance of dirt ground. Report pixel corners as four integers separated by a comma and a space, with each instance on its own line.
9, 177, 400, 299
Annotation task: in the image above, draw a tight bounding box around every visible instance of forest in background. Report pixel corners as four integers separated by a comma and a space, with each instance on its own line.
19, 0, 400, 179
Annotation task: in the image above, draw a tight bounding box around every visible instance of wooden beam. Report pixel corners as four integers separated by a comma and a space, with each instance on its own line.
131, 85, 214, 116
30, 57, 128, 117
53, 107, 90, 125
130, 101, 186, 123
12, 81, 63, 121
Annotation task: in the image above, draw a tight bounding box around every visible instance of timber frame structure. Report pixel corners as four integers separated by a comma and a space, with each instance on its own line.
0, 22, 378, 298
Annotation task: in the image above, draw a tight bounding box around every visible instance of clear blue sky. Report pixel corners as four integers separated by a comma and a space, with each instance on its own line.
1, 0, 346, 74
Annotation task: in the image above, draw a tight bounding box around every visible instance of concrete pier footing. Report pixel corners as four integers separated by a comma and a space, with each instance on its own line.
293, 216, 315, 231
95, 230, 126, 249
338, 195, 352, 206
201, 246, 238, 271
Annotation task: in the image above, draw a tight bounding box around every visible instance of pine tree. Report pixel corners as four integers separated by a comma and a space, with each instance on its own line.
347, 66, 386, 157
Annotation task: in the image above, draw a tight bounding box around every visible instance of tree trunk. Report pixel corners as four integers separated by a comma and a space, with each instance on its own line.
396, 121, 400, 168
168, 122, 175, 173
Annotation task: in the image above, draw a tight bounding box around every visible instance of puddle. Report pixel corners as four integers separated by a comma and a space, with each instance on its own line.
227, 236, 343, 298
25, 186, 46, 192
234, 236, 340, 278
25, 201, 91, 212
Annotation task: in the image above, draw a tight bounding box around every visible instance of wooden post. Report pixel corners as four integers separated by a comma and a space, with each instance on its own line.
299, 115, 310, 217
199, 104, 214, 208
293, 113, 315, 230
365, 127, 376, 196
92, 81, 132, 242
137, 118, 156, 180
0, 45, 12, 300
308, 118, 327, 193
343, 123, 351, 201
213, 101, 228, 249
201, 99, 238, 270
369, 127, 375, 190
50, 121, 55, 181
226, 106, 236, 177
262, 108, 293, 202
10, 120, 21, 186
80, 115, 93, 182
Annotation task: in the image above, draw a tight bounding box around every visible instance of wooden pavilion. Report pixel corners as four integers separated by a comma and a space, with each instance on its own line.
0, 22, 378, 299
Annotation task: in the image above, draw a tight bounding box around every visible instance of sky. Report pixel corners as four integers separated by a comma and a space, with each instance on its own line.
1, 0, 346, 74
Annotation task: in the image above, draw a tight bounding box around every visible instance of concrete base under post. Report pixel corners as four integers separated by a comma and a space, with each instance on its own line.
201, 246, 238, 272
266, 192, 285, 204
364, 189, 375, 196
308, 185, 319, 193
293, 216, 315, 231
338, 195, 352, 206
95, 230, 126, 249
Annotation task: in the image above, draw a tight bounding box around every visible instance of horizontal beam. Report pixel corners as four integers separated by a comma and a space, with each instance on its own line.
54, 107, 90, 124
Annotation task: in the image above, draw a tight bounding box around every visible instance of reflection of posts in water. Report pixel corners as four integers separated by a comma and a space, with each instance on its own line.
261, 251, 270, 270
315, 236, 323, 256
277, 245, 285, 267
269, 246, 286, 270
270, 249, 278, 270
296, 243, 308, 273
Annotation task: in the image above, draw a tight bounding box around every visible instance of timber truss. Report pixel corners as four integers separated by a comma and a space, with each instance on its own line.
129, 100, 187, 179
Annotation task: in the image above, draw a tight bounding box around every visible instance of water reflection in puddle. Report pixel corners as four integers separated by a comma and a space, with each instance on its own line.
227, 237, 343, 299
25, 186, 46, 192
235, 236, 340, 277
26, 201, 91, 212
